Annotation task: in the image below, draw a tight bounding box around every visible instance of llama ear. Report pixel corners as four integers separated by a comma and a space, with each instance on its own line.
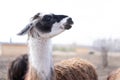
32, 13, 40, 20
18, 13, 40, 35
17, 24, 32, 35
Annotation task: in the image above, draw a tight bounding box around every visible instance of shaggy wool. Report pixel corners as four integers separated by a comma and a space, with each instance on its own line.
107, 68, 120, 80
55, 58, 98, 80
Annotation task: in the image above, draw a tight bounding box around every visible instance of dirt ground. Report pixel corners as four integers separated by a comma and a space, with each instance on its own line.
0, 51, 120, 80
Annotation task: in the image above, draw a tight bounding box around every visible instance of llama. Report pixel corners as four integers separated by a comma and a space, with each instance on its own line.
8, 13, 98, 80
17, 12, 74, 80
107, 68, 120, 80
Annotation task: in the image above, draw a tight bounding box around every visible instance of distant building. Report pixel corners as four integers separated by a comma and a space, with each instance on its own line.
0, 43, 28, 56
75, 45, 92, 54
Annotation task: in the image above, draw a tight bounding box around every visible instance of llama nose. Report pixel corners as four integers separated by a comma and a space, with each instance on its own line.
67, 18, 74, 25
64, 18, 74, 30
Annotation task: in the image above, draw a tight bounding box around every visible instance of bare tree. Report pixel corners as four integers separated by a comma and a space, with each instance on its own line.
93, 39, 113, 68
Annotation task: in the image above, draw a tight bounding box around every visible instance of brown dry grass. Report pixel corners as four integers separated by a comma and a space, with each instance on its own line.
0, 51, 120, 80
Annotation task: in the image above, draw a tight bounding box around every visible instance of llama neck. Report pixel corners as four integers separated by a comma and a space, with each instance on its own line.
28, 37, 55, 80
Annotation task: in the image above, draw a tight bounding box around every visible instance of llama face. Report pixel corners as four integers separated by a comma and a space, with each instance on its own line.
18, 13, 74, 39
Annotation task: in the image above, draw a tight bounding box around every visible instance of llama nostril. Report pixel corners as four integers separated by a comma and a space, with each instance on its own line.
67, 18, 74, 24
64, 18, 73, 30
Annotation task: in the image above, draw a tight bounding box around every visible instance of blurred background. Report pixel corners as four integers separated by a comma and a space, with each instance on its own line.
0, 0, 120, 80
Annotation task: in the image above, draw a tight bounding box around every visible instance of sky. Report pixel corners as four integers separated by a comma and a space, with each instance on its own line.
0, 0, 120, 46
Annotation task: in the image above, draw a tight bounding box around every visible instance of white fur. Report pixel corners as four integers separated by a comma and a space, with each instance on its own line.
28, 36, 53, 80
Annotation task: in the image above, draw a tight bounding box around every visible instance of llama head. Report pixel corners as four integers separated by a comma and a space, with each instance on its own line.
18, 13, 74, 39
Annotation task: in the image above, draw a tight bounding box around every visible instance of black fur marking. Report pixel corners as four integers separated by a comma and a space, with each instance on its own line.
35, 21, 53, 33
42, 15, 53, 22
52, 14, 68, 22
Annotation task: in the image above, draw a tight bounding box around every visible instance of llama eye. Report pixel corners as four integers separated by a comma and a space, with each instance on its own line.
42, 15, 52, 22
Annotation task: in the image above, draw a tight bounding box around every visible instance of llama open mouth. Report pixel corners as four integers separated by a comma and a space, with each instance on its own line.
64, 24, 72, 30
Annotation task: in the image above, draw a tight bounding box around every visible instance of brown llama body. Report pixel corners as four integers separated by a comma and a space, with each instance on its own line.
107, 68, 120, 80
55, 58, 98, 80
